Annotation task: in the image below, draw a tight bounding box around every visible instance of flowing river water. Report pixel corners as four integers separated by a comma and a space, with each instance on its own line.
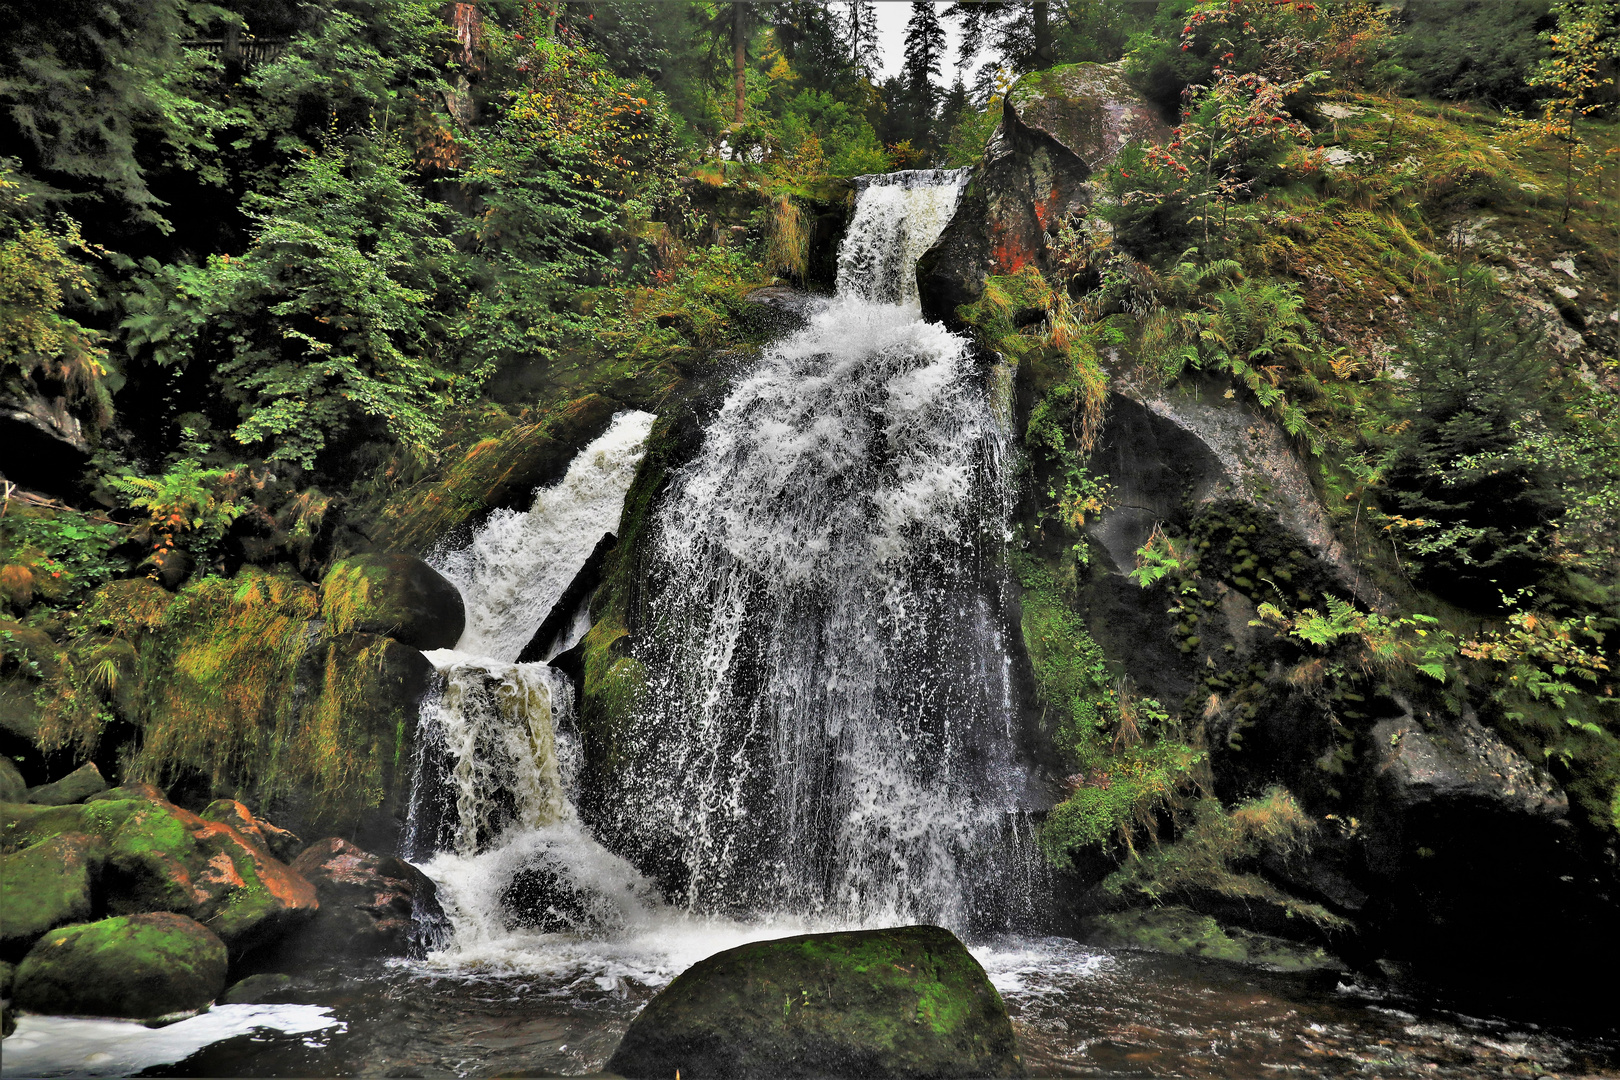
8, 171, 1619, 1079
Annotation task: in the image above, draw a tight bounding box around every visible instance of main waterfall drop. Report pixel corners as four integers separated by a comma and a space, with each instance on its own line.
604, 169, 1043, 928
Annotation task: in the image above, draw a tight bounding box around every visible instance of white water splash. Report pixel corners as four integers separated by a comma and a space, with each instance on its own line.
431, 410, 656, 663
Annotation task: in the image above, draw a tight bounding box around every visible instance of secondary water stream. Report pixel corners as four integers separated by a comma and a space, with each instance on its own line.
10, 171, 1620, 1078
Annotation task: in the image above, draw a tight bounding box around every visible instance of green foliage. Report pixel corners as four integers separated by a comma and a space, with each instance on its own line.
105, 434, 249, 571
1136, 256, 1323, 450
1252, 596, 1458, 682
1379, 269, 1561, 607
0, 163, 113, 427
1389, 0, 1554, 110
1103, 788, 1348, 931
1016, 554, 1204, 865
127, 138, 469, 472
1128, 527, 1186, 590
0, 506, 124, 615
244, 0, 455, 153
0, 0, 240, 228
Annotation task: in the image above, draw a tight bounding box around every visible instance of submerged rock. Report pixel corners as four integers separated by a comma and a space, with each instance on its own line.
319, 553, 466, 651
25, 761, 108, 806
608, 925, 1023, 1079
220, 972, 295, 1005
1084, 906, 1345, 973
276, 837, 441, 962
13, 912, 227, 1020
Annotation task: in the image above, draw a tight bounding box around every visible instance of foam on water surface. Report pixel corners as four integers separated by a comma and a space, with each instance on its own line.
0, 1006, 343, 1078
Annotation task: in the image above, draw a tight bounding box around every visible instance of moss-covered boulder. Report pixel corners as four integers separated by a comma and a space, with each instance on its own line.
1084, 907, 1345, 972
92, 784, 318, 953
0, 758, 24, 803
0, 831, 103, 955
319, 553, 465, 651
607, 925, 1023, 1079
13, 912, 228, 1020
2, 784, 317, 957
25, 761, 107, 805
200, 799, 302, 863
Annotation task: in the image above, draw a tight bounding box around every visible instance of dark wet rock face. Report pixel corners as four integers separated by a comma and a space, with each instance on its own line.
277, 837, 442, 963
319, 553, 467, 651
13, 912, 228, 1020
919, 62, 1169, 322
608, 925, 1024, 1079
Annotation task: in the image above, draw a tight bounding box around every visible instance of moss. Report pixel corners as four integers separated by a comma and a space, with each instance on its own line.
1102, 789, 1349, 932
34, 566, 427, 827
608, 925, 1021, 1079
13, 912, 228, 1019
0, 831, 103, 948
361, 393, 625, 555
1015, 553, 1204, 864
1086, 905, 1343, 971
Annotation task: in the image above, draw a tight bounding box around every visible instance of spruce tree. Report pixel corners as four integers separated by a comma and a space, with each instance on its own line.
901, 2, 948, 153
1383, 269, 1563, 609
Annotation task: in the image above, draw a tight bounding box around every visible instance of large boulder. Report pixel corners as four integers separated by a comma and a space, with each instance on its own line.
0, 832, 103, 954
319, 553, 466, 651
275, 837, 442, 963
13, 912, 228, 1020
93, 785, 318, 953
919, 62, 1169, 321
607, 925, 1023, 1079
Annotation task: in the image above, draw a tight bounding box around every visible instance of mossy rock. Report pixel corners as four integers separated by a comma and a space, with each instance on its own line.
1004, 62, 1170, 172
1084, 906, 1344, 972
607, 925, 1024, 1079
13, 912, 227, 1020
0, 758, 24, 803
92, 784, 319, 953
0, 831, 104, 954
25, 761, 107, 806
0, 620, 59, 680
319, 553, 465, 651
3, 784, 318, 956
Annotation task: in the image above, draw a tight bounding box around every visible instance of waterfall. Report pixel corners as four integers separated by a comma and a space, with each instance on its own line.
404, 414, 665, 966
602, 169, 1041, 929
837, 169, 969, 308
431, 411, 657, 663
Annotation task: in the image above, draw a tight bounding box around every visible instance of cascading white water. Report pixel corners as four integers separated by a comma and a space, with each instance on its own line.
837, 169, 969, 308
431, 411, 657, 663
600, 169, 1043, 929
403, 413, 668, 970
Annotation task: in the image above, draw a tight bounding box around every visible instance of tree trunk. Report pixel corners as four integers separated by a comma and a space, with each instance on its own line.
733, 2, 747, 126
1034, 1, 1055, 68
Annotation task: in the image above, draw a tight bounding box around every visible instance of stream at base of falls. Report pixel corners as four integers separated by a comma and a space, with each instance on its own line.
9, 947, 1611, 1079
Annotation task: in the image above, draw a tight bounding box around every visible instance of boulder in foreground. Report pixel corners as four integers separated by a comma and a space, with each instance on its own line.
13, 912, 228, 1020
608, 924, 1023, 1079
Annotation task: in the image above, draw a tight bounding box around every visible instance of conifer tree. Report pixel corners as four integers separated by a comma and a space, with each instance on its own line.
846, 0, 882, 80
901, 1, 948, 150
